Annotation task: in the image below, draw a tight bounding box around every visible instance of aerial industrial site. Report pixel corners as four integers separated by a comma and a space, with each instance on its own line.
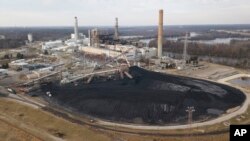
0, 1, 250, 141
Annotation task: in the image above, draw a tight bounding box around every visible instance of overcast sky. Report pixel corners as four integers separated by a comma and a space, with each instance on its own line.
0, 0, 249, 26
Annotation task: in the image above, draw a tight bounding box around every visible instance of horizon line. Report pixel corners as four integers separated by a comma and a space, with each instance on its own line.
1, 23, 250, 28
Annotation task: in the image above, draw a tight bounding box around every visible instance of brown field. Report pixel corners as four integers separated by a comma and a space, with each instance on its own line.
0, 97, 234, 141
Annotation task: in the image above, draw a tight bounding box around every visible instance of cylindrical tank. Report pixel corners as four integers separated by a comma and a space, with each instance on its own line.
28, 33, 33, 43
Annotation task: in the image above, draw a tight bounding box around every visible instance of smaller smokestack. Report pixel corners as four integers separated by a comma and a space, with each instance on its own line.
158, 9, 163, 58
88, 29, 91, 46
114, 17, 119, 40
74, 16, 79, 40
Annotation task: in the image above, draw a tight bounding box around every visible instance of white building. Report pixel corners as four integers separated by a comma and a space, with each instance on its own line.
51, 46, 78, 53
71, 33, 85, 39
65, 39, 82, 47
66, 33, 90, 47
80, 45, 157, 61
42, 40, 63, 50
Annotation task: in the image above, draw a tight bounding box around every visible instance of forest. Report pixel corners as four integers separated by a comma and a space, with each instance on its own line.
149, 39, 250, 68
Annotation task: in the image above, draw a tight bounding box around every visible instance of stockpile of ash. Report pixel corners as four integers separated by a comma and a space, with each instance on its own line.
39, 66, 246, 125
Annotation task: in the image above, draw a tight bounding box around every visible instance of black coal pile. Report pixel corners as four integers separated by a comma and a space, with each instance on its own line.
39, 66, 246, 125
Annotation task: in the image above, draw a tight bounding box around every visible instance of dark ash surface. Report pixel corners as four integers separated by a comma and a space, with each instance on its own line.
38, 67, 246, 125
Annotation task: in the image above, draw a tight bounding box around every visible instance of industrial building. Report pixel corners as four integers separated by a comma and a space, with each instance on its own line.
40, 16, 158, 62
42, 40, 64, 50
42, 17, 90, 52
24, 67, 54, 80
65, 33, 90, 47
80, 45, 157, 60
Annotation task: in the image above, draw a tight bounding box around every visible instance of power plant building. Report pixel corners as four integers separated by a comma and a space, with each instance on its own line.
80, 45, 156, 61
65, 17, 90, 47
42, 40, 64, 50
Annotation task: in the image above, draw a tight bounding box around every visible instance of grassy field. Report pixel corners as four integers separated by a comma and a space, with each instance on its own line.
0, 98, 113, 141
0, 119, 42, 141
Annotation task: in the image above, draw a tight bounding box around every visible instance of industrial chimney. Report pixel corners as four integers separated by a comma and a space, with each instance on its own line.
158, 9, 163, 58
88, 29, 91, 46
74, 16, 79, 40
114, 17, 119, 40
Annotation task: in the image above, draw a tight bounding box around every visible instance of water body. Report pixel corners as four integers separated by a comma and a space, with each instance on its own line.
188, 38, 250, 45
120, 36, 144, 39
140, 32, 250, 45
229, 77, 250, 88
141, 37, 250, 45
190, 32, 201, 37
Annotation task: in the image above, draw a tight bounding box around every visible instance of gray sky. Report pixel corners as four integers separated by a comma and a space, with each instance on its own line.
0, 0, 249, 26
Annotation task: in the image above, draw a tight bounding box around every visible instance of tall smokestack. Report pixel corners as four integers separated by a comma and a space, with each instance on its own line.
114, 17, 119, 40
158, 9, 163, 58
74, 16, 79, 40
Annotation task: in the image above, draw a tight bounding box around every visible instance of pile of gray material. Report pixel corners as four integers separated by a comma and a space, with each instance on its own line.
40, 66, 246, 125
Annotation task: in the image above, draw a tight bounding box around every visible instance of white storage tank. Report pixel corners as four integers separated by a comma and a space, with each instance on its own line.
27, 33, 33, 43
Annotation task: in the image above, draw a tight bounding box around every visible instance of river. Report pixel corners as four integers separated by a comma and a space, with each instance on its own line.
139, 32, 250, 45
